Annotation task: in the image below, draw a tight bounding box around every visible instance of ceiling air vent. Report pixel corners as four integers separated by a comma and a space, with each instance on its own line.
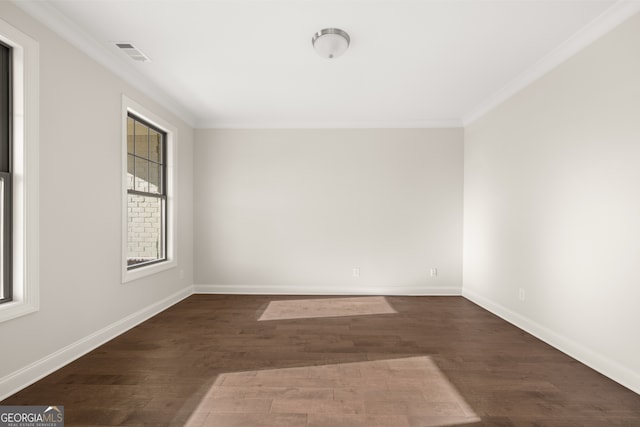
115, 42, 151, 62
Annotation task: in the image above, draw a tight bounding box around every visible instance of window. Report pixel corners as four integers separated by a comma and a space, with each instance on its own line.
122, 95, 176, 283
0, 18, 39, 322
0, 41, 11, 304
126, 114, 167, 269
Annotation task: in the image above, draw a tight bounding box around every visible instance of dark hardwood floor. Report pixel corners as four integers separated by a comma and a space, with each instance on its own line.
3, 295, 639, 426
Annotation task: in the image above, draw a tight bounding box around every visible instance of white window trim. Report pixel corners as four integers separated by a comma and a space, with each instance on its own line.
0, 18, 40, 323
122, 95, 177, 283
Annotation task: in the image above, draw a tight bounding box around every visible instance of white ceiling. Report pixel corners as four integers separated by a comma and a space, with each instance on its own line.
18, 0, 634, 128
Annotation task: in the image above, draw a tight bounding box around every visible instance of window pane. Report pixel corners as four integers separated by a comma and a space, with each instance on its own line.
148, 161, 161, 194
127, 154, 135, 190
0, 43, 9, 173
0, 177, 4, 299
0, 42, 10, 302
134, 158, 149, 192
126, 111, 168, 274
127, 117, 135, 155
0, 172, 10, 302
134, 120, 149, 159
127, 194, 165, 267
149, 129, 162, 163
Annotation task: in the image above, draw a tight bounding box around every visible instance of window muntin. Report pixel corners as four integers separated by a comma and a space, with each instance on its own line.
0, 40, 11, 304
126, 113, 167, 269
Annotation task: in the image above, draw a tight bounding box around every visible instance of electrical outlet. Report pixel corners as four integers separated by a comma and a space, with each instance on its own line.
352, 268, 360, 278
518, 288, 526, 301
430, 268, 438, 277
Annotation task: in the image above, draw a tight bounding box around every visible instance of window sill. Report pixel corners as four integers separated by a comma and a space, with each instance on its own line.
122, 258, 177, 284
0, 299, 39, 323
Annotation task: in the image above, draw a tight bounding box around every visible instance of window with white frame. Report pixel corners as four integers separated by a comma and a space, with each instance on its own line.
122, 96, 176, 283
126, 113, 167, 268
0, 18, 40, 322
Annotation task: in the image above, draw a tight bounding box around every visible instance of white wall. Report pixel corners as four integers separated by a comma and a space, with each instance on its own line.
194, 128, 463, 295
0, 2, 194, 397
464, 13, 640, 393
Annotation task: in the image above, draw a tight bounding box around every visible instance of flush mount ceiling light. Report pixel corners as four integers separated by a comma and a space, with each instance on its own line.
312, 28, 350, 59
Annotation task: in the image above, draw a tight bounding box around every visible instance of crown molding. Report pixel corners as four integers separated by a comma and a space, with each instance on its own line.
195, 118, 463, 129
12, 0, 197, 128
462, 0, 640, 126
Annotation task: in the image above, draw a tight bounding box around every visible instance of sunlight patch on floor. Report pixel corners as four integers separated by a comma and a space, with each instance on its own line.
258, 296, 397, 321
184, 356, 480, 427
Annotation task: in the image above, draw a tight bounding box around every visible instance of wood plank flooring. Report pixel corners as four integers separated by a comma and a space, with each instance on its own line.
3, 295, 640, 426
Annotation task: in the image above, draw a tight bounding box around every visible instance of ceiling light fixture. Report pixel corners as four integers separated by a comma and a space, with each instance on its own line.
312, 28, 350, 59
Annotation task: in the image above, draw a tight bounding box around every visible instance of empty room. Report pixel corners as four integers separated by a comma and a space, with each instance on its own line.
0, 0, 639, 426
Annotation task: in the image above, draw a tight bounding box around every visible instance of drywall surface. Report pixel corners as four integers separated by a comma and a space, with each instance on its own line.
0, 2, 194, 396
195, 128, 463, 294
464, 13, 640, 393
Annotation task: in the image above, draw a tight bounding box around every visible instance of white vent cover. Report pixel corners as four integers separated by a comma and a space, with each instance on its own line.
115, 42, 151, 62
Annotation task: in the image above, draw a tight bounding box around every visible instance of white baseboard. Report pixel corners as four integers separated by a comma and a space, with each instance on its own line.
194, 283, 461, 296
462, 288, 640, 396
0, 286, 193, 401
